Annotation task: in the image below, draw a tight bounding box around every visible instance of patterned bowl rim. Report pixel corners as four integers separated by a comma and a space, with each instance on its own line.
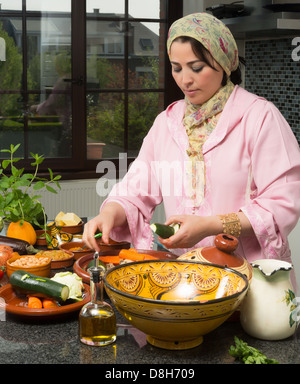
104, 260, 249, 306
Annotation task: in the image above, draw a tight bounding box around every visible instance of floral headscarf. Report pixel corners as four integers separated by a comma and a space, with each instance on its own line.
167, 13, 239, 206
167, 12, 239, 76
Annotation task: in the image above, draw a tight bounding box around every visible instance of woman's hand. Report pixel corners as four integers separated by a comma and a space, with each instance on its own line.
158, 212, 253, 249
82, 202, 127, 252
158, 215, 223, 249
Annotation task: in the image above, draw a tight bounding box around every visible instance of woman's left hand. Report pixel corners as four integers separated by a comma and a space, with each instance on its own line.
158, 215, 222, 249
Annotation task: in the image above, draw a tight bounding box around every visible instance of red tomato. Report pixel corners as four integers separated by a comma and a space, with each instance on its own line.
0, 266, 5, 279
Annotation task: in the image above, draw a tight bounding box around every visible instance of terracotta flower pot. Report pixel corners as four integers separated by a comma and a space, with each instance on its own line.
87, 143, 105, 159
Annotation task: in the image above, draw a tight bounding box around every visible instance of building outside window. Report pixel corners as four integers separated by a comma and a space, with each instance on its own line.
0, 0, 183, 177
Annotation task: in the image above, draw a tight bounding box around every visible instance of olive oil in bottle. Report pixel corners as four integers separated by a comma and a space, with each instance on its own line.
79, 263, 116, 346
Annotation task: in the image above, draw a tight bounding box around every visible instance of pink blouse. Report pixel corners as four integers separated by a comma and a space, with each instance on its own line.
102, 86, 300, 267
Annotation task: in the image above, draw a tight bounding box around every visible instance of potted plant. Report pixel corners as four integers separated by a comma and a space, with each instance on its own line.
0, 144, 61, 244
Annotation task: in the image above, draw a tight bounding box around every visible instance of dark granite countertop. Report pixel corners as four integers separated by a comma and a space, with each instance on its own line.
0, 301, 299, 365
0, 255, 299, 367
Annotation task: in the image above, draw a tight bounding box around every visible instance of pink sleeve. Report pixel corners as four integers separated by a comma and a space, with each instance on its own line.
101, 126, 163, 249
241, 103, 300, 259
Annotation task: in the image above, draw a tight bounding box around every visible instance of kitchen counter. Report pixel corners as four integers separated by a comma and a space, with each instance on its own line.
0, 298, 299, 366
0, 242, 299, 367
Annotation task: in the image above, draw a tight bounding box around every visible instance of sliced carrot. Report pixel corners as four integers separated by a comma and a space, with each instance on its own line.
128, 248, 138, 253
142, 254, 159, 260
118, 249, 137, 258
118, 249, 145, 261
119, 249, 158, 261
28, 296, 43, 309
99, 256, 121, 264
42, 298, 58, 308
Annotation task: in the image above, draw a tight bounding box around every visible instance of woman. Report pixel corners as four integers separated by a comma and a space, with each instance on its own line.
83, 12, 300, 270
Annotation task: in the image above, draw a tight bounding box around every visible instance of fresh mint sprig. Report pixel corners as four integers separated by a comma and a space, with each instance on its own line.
0, 143, 61, 226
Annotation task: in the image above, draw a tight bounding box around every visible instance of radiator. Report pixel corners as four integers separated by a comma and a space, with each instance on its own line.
39, 178, 166, 223
39, 179, 106, 220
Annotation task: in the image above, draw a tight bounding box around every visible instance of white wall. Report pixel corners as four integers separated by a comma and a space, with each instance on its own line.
183, 0, 204, 15
289, 220, 300, 290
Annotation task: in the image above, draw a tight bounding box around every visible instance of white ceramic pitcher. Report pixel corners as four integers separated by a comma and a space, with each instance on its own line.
240, 259, 299, 340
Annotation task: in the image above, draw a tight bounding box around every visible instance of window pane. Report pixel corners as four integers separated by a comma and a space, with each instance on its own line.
0, 95, 24, 155
27, 1, 71, 12
86, 0, 124, 16
27, 17, 72, 90
27, 11, 72, 158
0, 1, 22, 11
87, 93, 125, 159
129, 0, 167, 19
128, 21, 163, 89
29, 94, 71, 158
87, 20, 125, 89
0, 19, 23, 91
127, 92, 162, 156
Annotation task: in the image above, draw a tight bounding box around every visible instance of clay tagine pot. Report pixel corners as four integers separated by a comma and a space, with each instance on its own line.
179, 234, 252, 281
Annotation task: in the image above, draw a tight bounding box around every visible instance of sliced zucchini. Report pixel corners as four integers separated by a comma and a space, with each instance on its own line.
150, 223, 180, 239
9, 270, 69, 301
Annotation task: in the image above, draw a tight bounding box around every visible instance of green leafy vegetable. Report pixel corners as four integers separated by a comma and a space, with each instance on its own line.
51, 272, 84, 301
229, 336, 279, 364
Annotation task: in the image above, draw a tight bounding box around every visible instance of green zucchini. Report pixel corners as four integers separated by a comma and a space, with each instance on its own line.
9, 270, 69, 302
150, 223, 180, 239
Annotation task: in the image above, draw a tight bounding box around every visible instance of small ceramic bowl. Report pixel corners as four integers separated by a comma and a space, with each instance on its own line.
104, 260, 249, 350
35, 229, 51, 246
6, 254, 52, 278
60, 221, 84, 234
59, 241, 93, 260
60, 239, 131, 260
36, 250, 74, 269
96, 238, 131, 253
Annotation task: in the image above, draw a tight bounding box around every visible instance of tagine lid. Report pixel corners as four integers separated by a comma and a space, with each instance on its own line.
179, 234, 252, 281
201, 234, 243, 267
180, 234, 244, 268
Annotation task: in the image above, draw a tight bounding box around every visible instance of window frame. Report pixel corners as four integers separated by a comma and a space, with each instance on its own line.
0, 0, 183, 180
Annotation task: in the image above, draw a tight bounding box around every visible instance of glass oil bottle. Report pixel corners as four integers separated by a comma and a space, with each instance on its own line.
79, 257, 116, 346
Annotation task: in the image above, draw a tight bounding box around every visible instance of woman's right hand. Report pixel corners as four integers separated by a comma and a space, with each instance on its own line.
82, 202, 127, 252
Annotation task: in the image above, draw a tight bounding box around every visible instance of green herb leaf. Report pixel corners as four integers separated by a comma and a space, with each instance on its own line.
46, 185, 57, 194
33, 181, 45, 190
2, 159, 10, 169
0, 144, 61, 222
229, 336, 279, 364
11, 143, 20, 153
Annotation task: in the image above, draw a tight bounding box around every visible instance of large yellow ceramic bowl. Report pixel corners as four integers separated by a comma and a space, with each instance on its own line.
104, 260, 249, 350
